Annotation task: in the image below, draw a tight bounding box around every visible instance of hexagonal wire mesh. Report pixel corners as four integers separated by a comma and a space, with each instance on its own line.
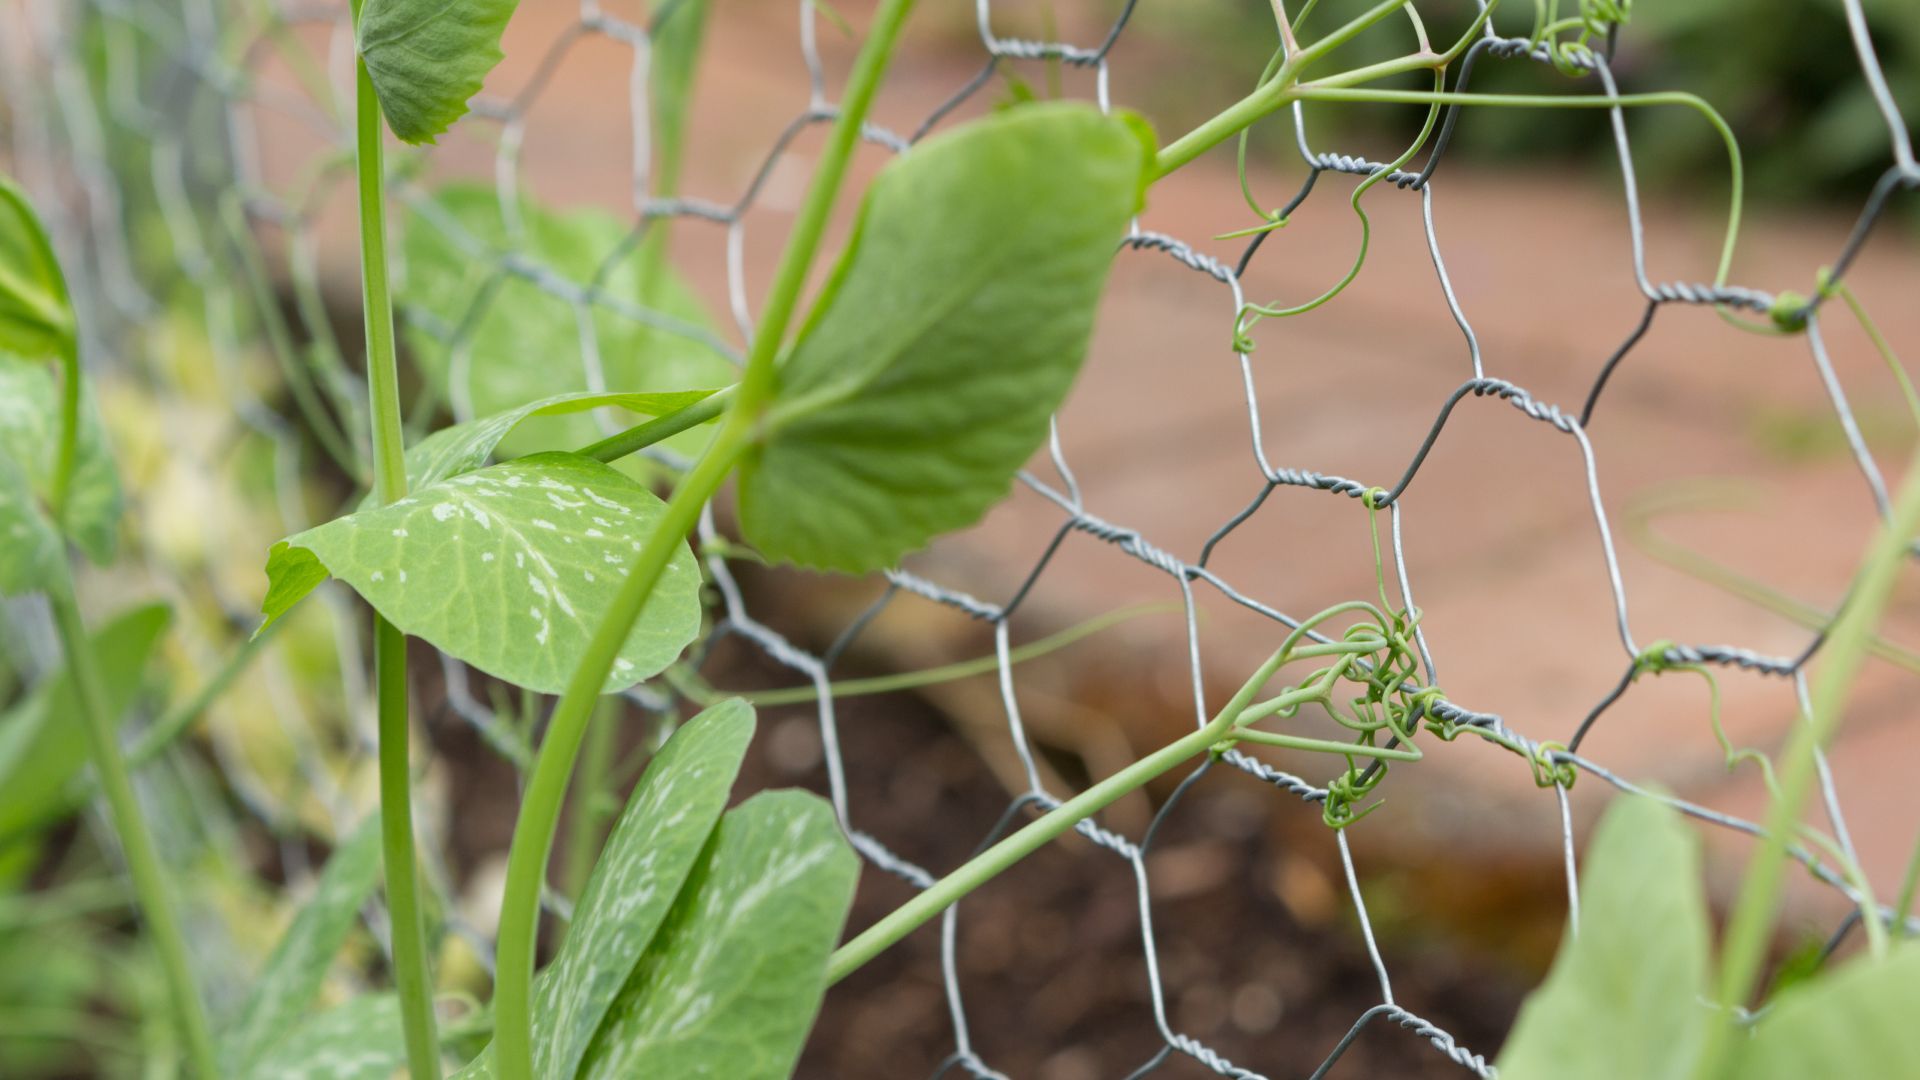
3, 0, 1918, 1076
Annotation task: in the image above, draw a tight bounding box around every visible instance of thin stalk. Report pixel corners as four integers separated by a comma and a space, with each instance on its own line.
577, 385, 734, 462
1699, 433, 1920, 1075
488, 3, 921, 1076
827, 714, 1235, 985
1155, 62, 1296, 178
350, 0, 438, 1070
48, 573, 216, 1078
1228, 729, 1421, 759
1152, 0, 1418, 177
826, 671, 1337, 985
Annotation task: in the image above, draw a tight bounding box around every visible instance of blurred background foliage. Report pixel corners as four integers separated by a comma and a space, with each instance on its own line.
1004, 0, 1920, 206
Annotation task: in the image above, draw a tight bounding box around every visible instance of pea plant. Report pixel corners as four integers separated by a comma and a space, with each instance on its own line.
4, 0, 1920, 1077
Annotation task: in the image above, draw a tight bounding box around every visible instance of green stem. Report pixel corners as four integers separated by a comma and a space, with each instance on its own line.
1151, 0, 1419, 178
488, 3, 920, 1075
48, 573, 216, 1078
577, 385, 734, 463
1155, 63, 1296, 178
1228, 729, 1421, 759
825, 622, 1367, 986
350, 0, 438, 1070
374, 612, 438, 1076
825, 663, 1348, 985
827, 708, 1240, 985
1700, 438, 1920, 1074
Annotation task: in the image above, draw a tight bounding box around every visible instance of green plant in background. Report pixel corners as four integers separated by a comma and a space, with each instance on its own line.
7, 0, 1920, 1076
0, 176, 218, 1076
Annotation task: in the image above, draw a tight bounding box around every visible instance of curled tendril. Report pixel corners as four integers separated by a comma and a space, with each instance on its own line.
1633, 640, 1780, 798
1533, 0, 1632, 77
1323, 764, 1387, 828
1529, 740, 1578, 789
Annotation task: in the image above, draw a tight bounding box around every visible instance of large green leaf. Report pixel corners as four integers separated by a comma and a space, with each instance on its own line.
0, 176, 72, 360
241, 992, 411, 1080
454, 699, 755, 1079
577, 789, 859, 1079
735, 102, 1154, 572
1726, 942, 1920, 1079
0, 361, 122, 569
356, 0, 518, 145
401, 389, 717, 492
400, 185, 734, 458
221, 818, 384, 1074
1496, 796, 1714, 1080
260, 452, 701, 694
0, 602, 170, 839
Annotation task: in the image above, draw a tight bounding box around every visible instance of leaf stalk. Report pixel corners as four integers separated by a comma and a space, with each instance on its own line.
351, 0, 439, 1070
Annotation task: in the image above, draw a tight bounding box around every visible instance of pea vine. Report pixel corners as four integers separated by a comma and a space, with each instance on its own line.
5, 0, 1919, 1077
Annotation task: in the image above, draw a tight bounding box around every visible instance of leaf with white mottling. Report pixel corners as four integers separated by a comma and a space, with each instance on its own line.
401, 388, 717, 492
222, 817, 384, 1074
259, 452, 701, 694
242, 992, 409, 1080
577, 789, 858, 1080
453, 699, 754, 1079
0, 360, 122, 569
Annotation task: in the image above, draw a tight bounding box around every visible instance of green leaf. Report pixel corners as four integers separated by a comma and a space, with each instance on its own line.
1496, 796, 1714, 1080
400, 185, 734, 458
0, 361, 122, 569
260, 452, 701, 694
0, 602, 169, 838
241, 992, 411, 1080
356, 0, 519, 145
0, 176, 73, 360
401, 388, 718, 492
736, 102, 1154, 572
453, 699, 755, 1079
221, 817, 384, 1074
577, 789, 859, 1079
1726, 942, 1920, 1079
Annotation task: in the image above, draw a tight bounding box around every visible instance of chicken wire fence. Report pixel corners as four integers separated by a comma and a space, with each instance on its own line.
3, 0, 1919, 1076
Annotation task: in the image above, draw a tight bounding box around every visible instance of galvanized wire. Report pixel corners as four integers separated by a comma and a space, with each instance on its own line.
3, 0, 1919, 1076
